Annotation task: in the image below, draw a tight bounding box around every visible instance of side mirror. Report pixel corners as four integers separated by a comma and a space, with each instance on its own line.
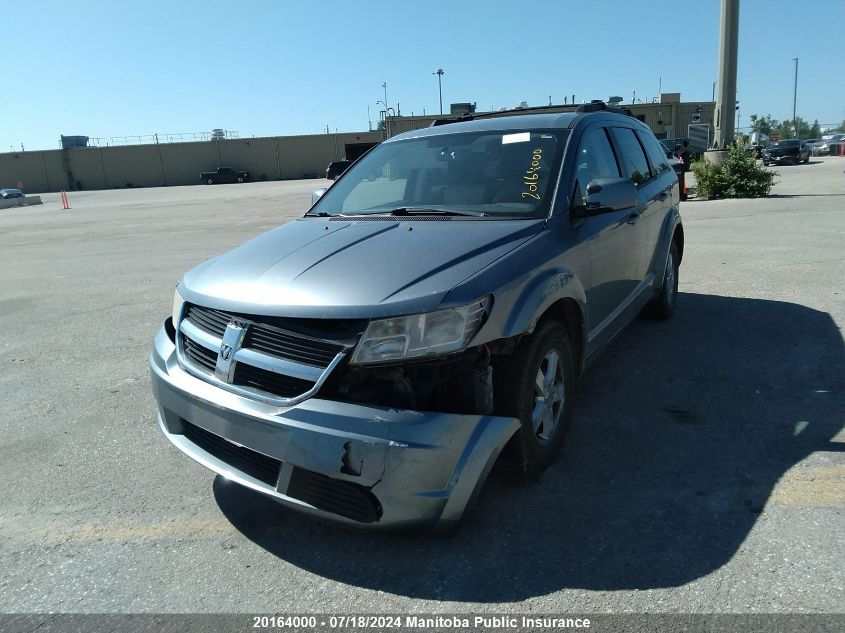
311, 188, 327, 205
582, 177, 637, 214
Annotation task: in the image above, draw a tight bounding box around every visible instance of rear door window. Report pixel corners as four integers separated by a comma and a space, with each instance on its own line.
610, 127, 653, 186
637, 130, 672, 176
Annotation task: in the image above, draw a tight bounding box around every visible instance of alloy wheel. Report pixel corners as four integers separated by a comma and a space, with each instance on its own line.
532, 349, 565, 445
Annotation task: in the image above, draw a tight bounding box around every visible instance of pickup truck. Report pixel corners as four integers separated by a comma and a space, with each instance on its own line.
201, 167, 249, 185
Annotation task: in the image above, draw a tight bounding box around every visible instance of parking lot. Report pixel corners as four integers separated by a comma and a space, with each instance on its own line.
1, 158, 843, 614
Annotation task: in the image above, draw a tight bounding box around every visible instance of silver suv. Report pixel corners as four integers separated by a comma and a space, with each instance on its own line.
150, 109, 683, 532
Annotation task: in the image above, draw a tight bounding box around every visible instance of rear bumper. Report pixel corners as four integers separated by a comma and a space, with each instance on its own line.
149, 325, 519, 531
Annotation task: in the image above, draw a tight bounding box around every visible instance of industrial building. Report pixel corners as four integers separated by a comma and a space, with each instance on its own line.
386, 94, 715, 144
0, 94, 713, 194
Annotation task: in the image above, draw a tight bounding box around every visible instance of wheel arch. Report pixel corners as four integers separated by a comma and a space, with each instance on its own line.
536, 298, 587, 378
673, 222, 684, 264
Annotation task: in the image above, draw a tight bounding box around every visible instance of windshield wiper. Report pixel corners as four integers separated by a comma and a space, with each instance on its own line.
304, 211, 337, 217
386, 207, 487, 217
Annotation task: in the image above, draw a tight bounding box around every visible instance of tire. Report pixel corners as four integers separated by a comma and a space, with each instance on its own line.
646, 241, 680, 320
762, 161, 769, 166
237, 176, 244, 183
207, 178, 214, 185
493, 320, 575, 480
803, 154, 809, 163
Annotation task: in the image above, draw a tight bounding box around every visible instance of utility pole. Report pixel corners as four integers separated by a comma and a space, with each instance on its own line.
710, 0, 739, 152
792, 57, 799, 138
433, 69, 444, 115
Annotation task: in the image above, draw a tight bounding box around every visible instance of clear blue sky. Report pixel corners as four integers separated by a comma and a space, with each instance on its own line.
5, 0, 844, 151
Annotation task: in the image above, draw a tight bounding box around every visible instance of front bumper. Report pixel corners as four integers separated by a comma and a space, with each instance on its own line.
149, 325, 519, 531
763, 153, 798, 163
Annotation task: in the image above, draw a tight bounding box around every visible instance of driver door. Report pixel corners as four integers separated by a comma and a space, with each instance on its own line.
573, 125, 641, 343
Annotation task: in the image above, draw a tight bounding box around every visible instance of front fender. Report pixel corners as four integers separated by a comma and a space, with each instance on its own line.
444, 229, 588, 348
501, 267, 587, 338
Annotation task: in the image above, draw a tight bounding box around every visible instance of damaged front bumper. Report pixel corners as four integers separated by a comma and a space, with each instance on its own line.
149, 325, 519, 531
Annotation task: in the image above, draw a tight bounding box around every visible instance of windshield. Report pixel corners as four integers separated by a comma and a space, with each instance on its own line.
772, 140, 800, 147
310, 129, 568, 218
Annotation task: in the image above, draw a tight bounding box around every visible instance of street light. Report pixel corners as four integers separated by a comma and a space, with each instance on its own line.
792, 57, 799, 139
433, 68, 444, 115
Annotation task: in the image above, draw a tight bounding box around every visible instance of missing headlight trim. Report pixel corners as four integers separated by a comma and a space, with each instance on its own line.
318, 344, 505, 414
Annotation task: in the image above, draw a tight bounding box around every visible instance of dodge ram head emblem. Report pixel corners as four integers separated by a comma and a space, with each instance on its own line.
214, 321, 248, 382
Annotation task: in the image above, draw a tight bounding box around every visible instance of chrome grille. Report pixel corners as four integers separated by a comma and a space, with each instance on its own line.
176, 303, 353, 406
183, 336, 217, 373
185, 304, 345, 368
232, 363, 314, 399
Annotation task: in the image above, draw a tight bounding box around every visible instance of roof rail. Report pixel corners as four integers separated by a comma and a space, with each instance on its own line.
575, 100, 609, 113
429, 111, 497, 127
575, 99, 635, 117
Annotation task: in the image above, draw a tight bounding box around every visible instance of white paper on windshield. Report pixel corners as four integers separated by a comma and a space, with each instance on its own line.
502, 132, 530, 144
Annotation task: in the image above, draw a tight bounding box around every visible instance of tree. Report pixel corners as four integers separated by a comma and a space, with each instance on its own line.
750, 114, 820, 139
749, 114, 778, 135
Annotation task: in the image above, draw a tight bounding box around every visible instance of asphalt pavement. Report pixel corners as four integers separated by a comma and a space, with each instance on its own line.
1, 159, 842, 615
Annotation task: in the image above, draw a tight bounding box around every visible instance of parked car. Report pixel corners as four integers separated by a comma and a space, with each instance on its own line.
659, 138, 701, 161
0, 188, 24, 199
810, 133, 845, 156
200, 167, 249, 184
762, 140, 810, 165
326, 160, 352, 180
151, 108, 683, 532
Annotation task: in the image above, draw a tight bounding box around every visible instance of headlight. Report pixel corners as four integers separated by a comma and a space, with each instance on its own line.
172, 286, 185, 326
350, 297, 490, 365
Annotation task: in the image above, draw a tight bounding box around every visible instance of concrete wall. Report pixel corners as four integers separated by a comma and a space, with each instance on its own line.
0, 131, 382, 193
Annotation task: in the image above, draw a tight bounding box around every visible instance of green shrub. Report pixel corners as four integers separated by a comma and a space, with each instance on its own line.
691, 143, 777, 199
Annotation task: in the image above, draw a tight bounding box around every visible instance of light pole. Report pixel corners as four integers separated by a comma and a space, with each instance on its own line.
792, 57, 798, 138
433, 68, 444, 115
711, 0, 739, 150
382, 82, 388, 110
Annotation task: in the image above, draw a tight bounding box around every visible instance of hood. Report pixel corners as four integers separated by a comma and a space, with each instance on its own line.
180, 217, 544, 319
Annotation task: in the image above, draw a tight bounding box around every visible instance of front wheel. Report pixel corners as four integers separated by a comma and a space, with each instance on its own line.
646, 241, 679, 320
206, 178, 214, 185
494, 320, 575, 480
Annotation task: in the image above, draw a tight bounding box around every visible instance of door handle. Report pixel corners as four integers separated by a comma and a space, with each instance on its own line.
626, 212, 640, 225
658, 191, 669, 200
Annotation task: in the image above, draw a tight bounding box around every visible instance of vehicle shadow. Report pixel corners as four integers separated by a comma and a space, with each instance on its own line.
767, 193, 845, 198
214, 292, 843, 600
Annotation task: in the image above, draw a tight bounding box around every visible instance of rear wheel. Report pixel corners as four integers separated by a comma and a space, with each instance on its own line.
494, 320, 575, 480
646, 241, 679, 320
